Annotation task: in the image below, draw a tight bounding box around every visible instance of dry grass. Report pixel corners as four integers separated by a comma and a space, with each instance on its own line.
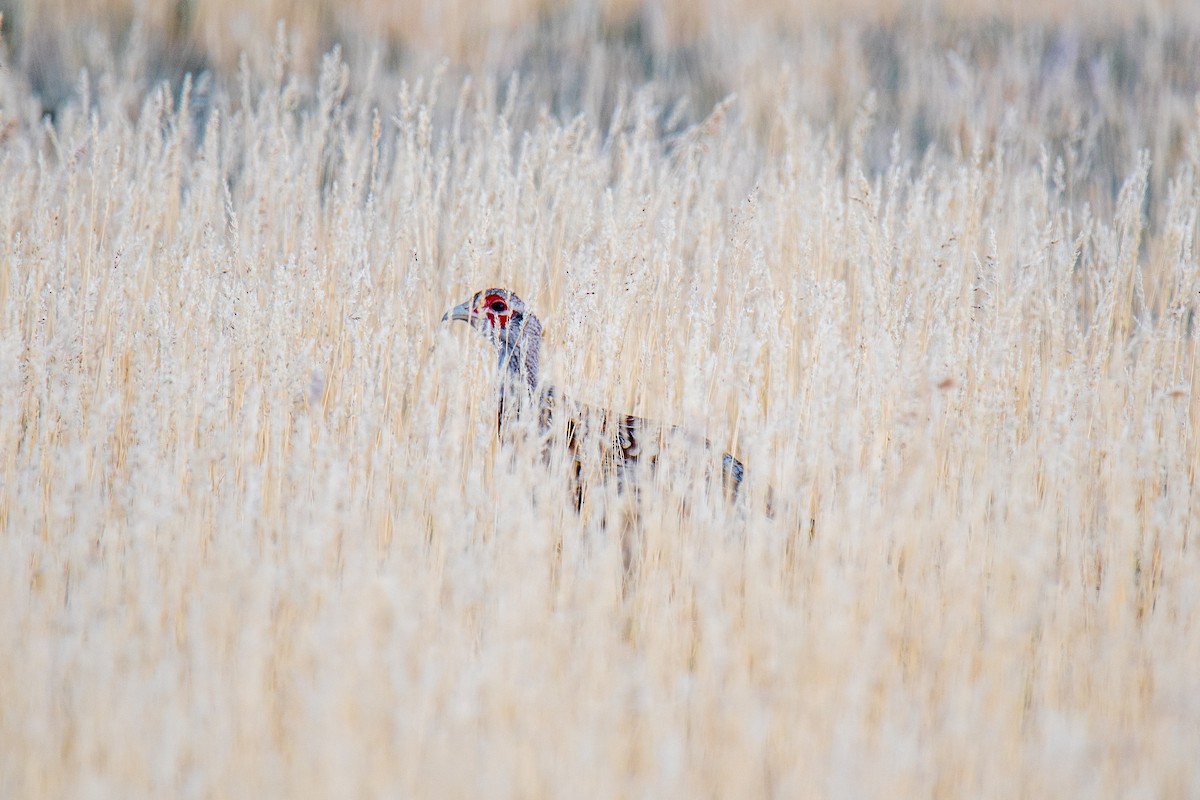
0, 2, 1198, 798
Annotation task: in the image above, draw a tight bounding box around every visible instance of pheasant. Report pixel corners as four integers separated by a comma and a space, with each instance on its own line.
442, 288, 746, 505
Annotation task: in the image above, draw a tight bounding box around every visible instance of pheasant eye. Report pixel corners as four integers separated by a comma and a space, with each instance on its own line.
489, 299, 507, 312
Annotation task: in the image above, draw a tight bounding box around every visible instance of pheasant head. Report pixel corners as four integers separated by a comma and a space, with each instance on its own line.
443, 288, 543, 392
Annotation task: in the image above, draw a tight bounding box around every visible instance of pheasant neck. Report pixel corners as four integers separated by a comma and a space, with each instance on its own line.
497, 319, 541, 396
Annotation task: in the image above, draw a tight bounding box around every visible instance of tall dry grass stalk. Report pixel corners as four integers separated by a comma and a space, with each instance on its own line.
0, 3, 1198, 798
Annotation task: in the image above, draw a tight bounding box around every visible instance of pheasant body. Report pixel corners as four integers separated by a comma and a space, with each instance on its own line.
443, 288, 745, 500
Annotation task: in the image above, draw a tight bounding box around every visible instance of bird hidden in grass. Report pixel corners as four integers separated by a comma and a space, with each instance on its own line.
442, 288, 753, 513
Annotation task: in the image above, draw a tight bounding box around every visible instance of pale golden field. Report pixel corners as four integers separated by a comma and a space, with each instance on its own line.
0, 1, 1198, 797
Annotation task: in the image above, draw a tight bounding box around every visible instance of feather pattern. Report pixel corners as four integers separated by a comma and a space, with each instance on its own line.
444, 288, 745, 503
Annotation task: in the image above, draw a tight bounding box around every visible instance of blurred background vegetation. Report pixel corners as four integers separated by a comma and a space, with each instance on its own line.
2, 0, 1198, 225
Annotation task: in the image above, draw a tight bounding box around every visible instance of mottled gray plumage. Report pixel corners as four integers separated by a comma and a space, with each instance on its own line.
443, 288, 745, 502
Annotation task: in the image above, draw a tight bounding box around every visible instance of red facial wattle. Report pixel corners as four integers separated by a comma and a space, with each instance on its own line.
482, 293, 510, 329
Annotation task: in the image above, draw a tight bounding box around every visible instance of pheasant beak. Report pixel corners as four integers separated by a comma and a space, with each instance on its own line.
442, 300, 474, 324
